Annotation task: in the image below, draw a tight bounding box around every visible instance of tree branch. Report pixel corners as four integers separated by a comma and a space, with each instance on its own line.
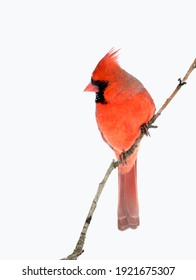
62, 57, 196, 260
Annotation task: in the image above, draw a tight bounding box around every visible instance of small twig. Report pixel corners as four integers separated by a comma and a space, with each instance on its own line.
62, 57, 196, 260
153, 58, 196, 122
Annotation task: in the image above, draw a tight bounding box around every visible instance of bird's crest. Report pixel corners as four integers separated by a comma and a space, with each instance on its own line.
102, 48, 120, 64
92, 48, 120, 80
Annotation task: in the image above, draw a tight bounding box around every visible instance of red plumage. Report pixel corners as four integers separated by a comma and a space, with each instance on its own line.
84, 49, 155, 230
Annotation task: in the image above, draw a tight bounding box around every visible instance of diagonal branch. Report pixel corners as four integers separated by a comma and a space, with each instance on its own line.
62, 57, 196, 260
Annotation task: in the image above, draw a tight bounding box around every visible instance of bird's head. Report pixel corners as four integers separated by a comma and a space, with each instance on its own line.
84, 48, 120, 104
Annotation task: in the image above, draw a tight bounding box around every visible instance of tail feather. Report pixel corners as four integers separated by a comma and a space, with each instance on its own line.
118, 161, 139, 230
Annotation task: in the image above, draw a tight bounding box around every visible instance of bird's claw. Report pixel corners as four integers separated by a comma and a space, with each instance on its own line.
141, 124, 151, 136
119, 151, 128, 166
141, 123, 158, 136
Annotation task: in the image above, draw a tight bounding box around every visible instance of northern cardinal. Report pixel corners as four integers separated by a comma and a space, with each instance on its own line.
84, 49, 155, 230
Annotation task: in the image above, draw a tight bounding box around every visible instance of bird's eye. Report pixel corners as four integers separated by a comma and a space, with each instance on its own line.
91, 78, 108, 90
91, 78, 97, 86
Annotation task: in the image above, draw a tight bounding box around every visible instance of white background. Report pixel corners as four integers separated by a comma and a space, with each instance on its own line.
0, 0, 196, 260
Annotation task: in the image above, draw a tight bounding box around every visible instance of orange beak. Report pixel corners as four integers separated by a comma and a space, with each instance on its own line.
84, 82, 98, 92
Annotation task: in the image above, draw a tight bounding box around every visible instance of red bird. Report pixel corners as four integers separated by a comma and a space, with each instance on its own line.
84, 49, 155, 230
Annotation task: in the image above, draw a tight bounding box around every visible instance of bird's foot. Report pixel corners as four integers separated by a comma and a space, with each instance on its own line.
141, 123, 151, 136
141, 123, 157, 136
119, 150, 128, 166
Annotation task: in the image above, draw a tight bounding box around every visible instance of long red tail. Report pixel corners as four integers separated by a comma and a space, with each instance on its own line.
118, 161, 139, 230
